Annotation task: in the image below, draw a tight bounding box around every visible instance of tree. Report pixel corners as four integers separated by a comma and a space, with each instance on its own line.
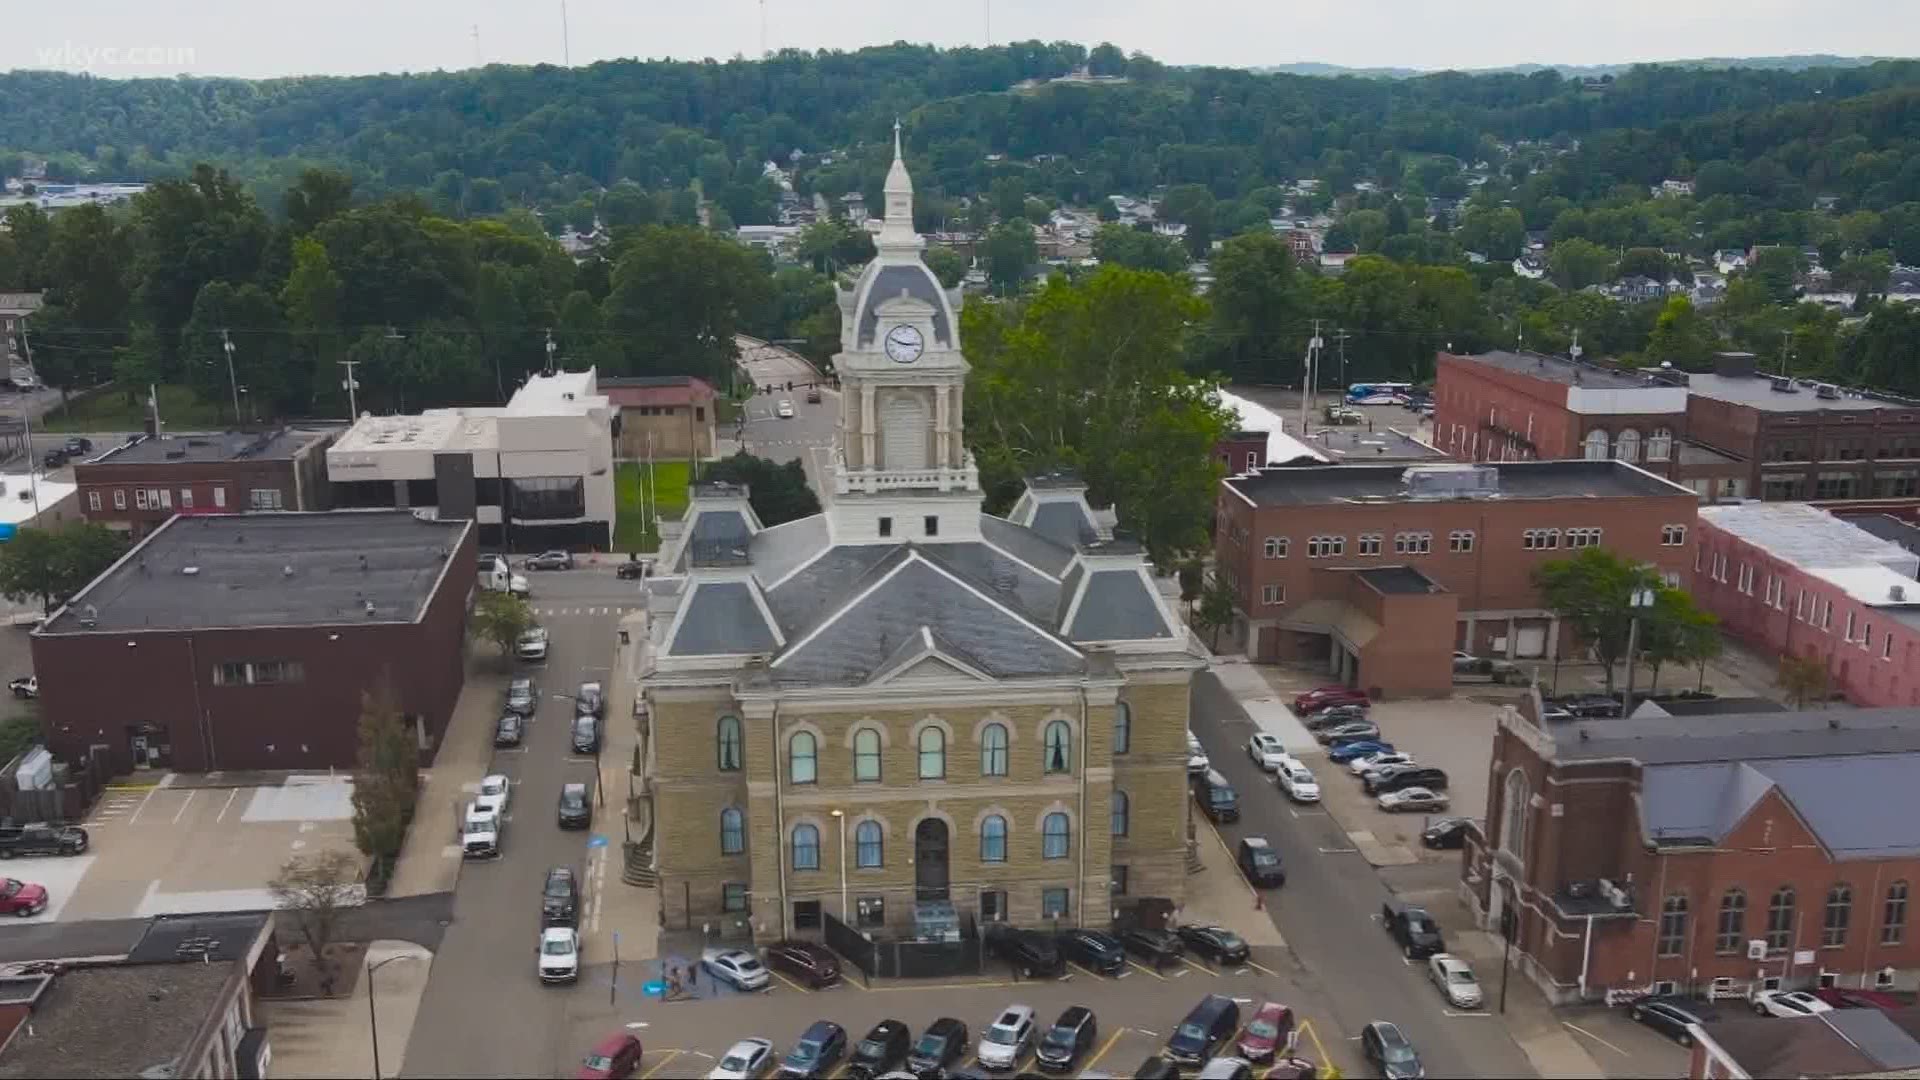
1547, 237, 1614, 290
1087, 42, 1127, 76
1533, 547, 1663, 694
0, 523, 128, 614
1748, 246, 1806, 304
1091, 224, 1186, 274
1193, 573, 1236, 651
1645, 296, 1718, 370
282, 236, 345, 414
269, 849, 361, 993
470, 590, 535, 661
1177, 557, 1204, 618
1456, 206, 1526, 261
1616, 246, 1677, 282
180, 281, 290, 420
1159, 184, 1215, 259
702, 451, 822, 526
1207, 232, 1307, 379
922, 246, 968, 289
1637, 587, 1721, 692
794, 218, 874, 274
284, 168, 355, 235
983, 221, 1036, 296
601, 226, 768, 383
348, 676, 417, 872
1776, 653, 1831, 708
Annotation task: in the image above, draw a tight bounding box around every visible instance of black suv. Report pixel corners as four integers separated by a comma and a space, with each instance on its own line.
1366, 766, 1450, 795
848, 1019, 911, 1080
1035, 1006, 1097, 1074
556, 782, 591, 829
1055, 928, 1125, 975
1176, 925, 1250, 967
504, 676, 537, 716
1382, 899, 1446, 959
906, 1018, 968, 1078
0, 823, 88, 858
1119, 927, 1184, 969
541, 866, 578, 927
1164, 994, 1240, 1066
571, 714, 601, 754
986, 926, 1064, 978
1192, 768, 1240, 823
1237, 837, 1285, 887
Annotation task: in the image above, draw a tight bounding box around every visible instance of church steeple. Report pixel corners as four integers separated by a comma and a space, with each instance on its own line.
877, 118, 921, 252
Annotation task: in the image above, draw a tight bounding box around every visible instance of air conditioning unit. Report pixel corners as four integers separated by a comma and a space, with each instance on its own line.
1762, 975, 1783, 991
1747, 939, 1768, 961
1877, 968, 1897, 990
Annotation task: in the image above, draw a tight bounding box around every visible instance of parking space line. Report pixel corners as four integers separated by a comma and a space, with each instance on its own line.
771, 970, 810, 994
1247, 960, 1281, 977
215, 789, 239, 822
862, 978, 1015, 993
1179, 956, 1218, 977
1067, 961, 1109, 980
1562, 1021, 1629, 1057
1083, 1027, 1127, 1073
1298, 1019, 1335, 1064
1127, 961, 1167, 980
125, 786, 159, 824
639, 1050, 681, 1078
169, 790, 196, 824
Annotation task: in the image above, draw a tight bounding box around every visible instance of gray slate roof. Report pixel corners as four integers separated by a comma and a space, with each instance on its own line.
1641, 752, 1920, 859
668, 581, 779, 656
1028, 501, 1098, 549
856, 264, 952, 347
679, 508, 754, 569
1067, 569, 1173, 641
979, 513, 1074, 577
1551, 706, 1920, 765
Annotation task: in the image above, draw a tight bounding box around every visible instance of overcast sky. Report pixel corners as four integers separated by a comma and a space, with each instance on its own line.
11, 0, 1916, 79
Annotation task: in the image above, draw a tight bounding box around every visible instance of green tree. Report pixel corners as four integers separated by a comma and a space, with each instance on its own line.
1833, 252, 1892, 300
1533, 547, 1663, 694
1457, 206, 1526, 261
922, 246, 968, 288
1748, 246, 1806, 304
281, 235, 345, 414
701, 451, 822, 526
602, 226, 768, 383
1646, 296, 1718, 370
1616, 247, 1677, 282
284, 168, 355, 235
1087, 42, 1127, 76
983, 221, 1036, 296
469, 590, 535, 662
989, 177, 1027, 224
181, 281, 291, 421
1193, 573, 1237, 651
1091, 224, 1186, 274
1547, 237, 1614, 290
0, 523, 128, 614
1344, 209, 1390, 254
794, 217, 875, 275
1208, 231, 1307, 379
347, 675, 417, 875
131, 164, 271, 377
1776, 653, 1831, 708
1159, 184, 1215, 259
1637, 587, 1722, 692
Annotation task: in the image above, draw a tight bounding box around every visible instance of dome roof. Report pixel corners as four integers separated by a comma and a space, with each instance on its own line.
851, 260, 952, 348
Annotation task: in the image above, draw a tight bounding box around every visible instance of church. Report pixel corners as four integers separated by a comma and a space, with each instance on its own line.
636, 126, 1206, 938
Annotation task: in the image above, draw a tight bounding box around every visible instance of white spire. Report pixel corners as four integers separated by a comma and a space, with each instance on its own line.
878, 118, 920, 251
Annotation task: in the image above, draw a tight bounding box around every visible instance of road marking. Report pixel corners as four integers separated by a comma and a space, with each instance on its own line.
862, 978, 1015, 993
125, 786, 159, 824
771, 969, 811, 994
1127, 961, 1167, 980
1067, 961, 1112, 980
1248, 961, 1281, 977
215, 789, 239, 822
1443, 1008, 1493, 1017
639, 1050, 681, 1078
1318, 846, 1360, 854
1562, 1021, 1630, 1057
1179, 956, 1217, 977
1083, 1026, 1127, 1072
170, 790, 196, 824
1135, 1028, 1159, 1039
1171, 967, 1189, 978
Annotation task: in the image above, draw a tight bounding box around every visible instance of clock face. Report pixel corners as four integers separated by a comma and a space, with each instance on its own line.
884, 324, 925, 364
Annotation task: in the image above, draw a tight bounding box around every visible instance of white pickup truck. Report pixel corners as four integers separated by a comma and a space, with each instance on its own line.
478, 555, 530, 598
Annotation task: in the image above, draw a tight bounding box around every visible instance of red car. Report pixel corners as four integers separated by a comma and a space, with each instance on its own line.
1237, 1001, 1296, 1062
1815, 986, 1909, 1010
576, 1033, 642, 1079
1292, 686, 1369, 714
0, 878, 47, 917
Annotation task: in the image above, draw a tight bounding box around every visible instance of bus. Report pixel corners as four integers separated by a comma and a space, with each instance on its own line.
1345, 382, 1413, 405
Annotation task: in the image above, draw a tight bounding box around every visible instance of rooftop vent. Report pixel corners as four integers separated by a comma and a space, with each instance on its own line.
1403, 463, 1500, 500
1769, 376, 1799, 393
363, 600, 376, 616
180, 566, 200, 577
282, 565, 294, 578
1892, 584, 1907, 602
165, 449, 187, 459
78, 604, 97, 629
1816, 383, 1841, 400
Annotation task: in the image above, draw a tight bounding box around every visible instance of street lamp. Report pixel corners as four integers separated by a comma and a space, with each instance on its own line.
367, 953, 418, 1080
1621, 586, 1658, 719
830, 809, 848, 922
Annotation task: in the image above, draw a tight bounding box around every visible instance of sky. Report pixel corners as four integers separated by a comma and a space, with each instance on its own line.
9, 0, 1917, 79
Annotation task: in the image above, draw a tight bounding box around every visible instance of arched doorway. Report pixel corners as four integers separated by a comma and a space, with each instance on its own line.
914, 818, 949, 901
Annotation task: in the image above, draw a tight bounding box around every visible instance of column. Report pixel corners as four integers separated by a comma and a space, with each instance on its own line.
934, 384, 950, 470
1547, 616, 1561, 660
1505, 617, 1518, 660
860, 384, 876, 472
951, 383, 965, 466
1463, 616, 1477, 652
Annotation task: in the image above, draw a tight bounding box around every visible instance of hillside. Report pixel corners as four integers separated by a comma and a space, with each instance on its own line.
1255, 54, 1899, 80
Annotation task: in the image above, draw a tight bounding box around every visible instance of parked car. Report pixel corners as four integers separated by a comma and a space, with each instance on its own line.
557, 782, 592, 829
0, 878, 48, 917
1752, 989, 1834, 1018
494, 712, 524, 747
702, 946, 771, 991
1277, 762, 1320, 803
525, 550, 575, 571
1426, 954, 1483, 1009
1235, 1001, 1295, 1062
1815, 986, 1909, 1010
906, 1018, 968, 1078
1364, 764, 1450, 794
976, 1005, 1036, 1071
1164, 994, 1240, 1066
1360, 1021, 1424, 1080
615, 556, 649, 580
61, 437, 92, 456
516, 626, 549, 662
1193, 768, 1240, 823
1236, 837, 1285, 888
7, 676, 34, 699
708, 1038, 774, 1080
1130, 1057, 1181, 1080
805, 387, 823, 404
475, 774, 511, 818
541, 866, 579, 927
39, 448, 66, 468
538, 927, 580, 983
1382, 901, 1446, 959
1421, 818, 1472, 850
986, 926, 1063, 978
1301, 704, 1370, 729
1246, 733, 1289, 771
1292, 686, 1368, 713
462, 803, 501, 859
572, 714, 602, 754
848, 1019, 911, 1080
575, 681, 606, 717
1316, 721, 1382, 746
1327, 740, 1394, 764
1196, 1059, 1254, 1080
1055, 928, 1126, 975
1626, 995, 1719, 1046
1353, 752, 1416, 778
765, 939, 840, 988
1034, 1006, 1097, 1073
0, 823, 87, 858
505, 676, 537, 716
1177, 925, 1250, 966
778, 1020, 848, 1078
1119, 927, 1185, 969
1378, 787, 1450, 813
1186, 730, 1210, 775
576, 1032, 643, 1079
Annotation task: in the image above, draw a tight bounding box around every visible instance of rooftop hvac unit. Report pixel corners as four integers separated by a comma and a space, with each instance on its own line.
1403, 463, 1499, 499
1816, 384, 1842, 400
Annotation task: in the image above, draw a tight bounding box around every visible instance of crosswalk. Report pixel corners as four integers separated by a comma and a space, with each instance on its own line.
531, 605, 640, 617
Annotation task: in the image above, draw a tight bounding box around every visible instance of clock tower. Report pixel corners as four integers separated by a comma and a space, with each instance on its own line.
830, 121, 976, 508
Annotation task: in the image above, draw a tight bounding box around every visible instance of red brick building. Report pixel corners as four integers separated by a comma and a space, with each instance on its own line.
1217, 429, 1269, 475
31, 511, 476, 775
74, 428, 339, 538
1213, 460, 1698, 694
1467, 701, 1920, 1005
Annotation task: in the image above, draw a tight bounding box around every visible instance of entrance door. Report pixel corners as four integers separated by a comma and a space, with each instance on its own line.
914, 818, 950, 902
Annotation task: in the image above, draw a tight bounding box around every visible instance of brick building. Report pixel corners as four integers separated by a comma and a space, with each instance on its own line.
1468, 701, 1920, 1005
600, 375, 718, 459
1691, 502, 1920, 708
1213, 460, 1698, 691
31, 511, 475, 775
74, 428, 339, 538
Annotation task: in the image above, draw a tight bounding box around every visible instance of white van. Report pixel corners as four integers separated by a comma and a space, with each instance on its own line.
477, 555, 530, 597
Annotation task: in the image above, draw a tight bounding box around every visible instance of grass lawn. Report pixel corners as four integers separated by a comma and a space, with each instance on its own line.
36, 384, 226, 433
613, 459, 693, 553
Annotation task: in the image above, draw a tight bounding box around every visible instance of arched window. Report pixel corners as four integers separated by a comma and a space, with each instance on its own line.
1766, 887, 1797, 951
1113, 702, 1132, 755
980, 815, 1008, 862
1500, 769, 1529, 860
1111, 791, 1129, 837
717, 715, 743, 771
789, 732, 817, 785
720, 808, 745, 855
1715, 889, 1747, 955
918, 727, 946, 780
1043, 812, 1071, 859
1824, 884, 1853, 948
791, 824, 820, 870
1584, 429, 1610, 460
853, 728, 882, 783
1647, 428, 1674, 462
1614, 428, 1642, 462
1657, 895, 1688, 957
855, 821, 883, 868
1043, 720, 1072, 774
1884, 882, 1910, 946
980, 723, 1009, 777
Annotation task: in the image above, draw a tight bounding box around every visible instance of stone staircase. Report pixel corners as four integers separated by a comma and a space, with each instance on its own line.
623, 796, 656, 887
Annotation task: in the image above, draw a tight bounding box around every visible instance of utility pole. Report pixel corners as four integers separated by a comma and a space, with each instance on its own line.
220, 329, 242, 428
1569, 328, 1583, 364
1333, 328, 1351, 390
15, 317, 39, 516
560, 0, 571, 66
1299, 319, 1323, 437
1780, 329, 1793, 377
338, 358, 363, 420
545, 328, 558, 376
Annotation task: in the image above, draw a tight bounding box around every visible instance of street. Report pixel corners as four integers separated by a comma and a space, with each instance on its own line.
731, 335, 839, 491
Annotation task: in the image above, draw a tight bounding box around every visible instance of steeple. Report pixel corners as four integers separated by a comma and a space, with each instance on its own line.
878, 118, 921, 252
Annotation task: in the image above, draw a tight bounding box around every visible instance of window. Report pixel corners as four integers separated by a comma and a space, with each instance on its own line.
878, 517, 892, 538
113, 489, 127, 510
1041, 887, 1070, 919
1522, 528, 1560, 550
1584, 429, 1609, 460
980, 889, 1007, 922
1713, 553, 1727, 583
1823, 600, 1834, 631
1886, 635, 1895, 661
1883, 881, 1908, 946
1846, 611, 1856, 642
855, 821, 883, 868
1449, 530, 1475, 553
1111, 791, 1129, 836
723, 883, 747, 912
717, 716, 743, 771
1716, 889, 1748, 955
854, 728, 882, 782
1042, 812, 1071, 859
86, 491, 100, 512
1739, 564, 1755, 595
1261, 585, 1283, 605
918, 727, 946, 780
213, 487, 226, 508
1797, 591, 1808, 621
1357, 533, 1383, 556
213, 662, 249, 686
923, 515, 939, 537
1394, 531, 1433, 555
1614, 428, 1642, 462
1113, 702, 1131, 755
1823, 884, 1852, 948
720, 808, 745, 854
1766, 887, 1796, 951
134, 488, 149, 510
1245, 450, 1259, 471
856, 895, 885, 928
1500, 769, 1529, 860
1647, 428, 1673, 462
155, 488, 170, 509
980, 723, 1008, 776
1263, 537, 1288, 559
1306, 535, 1345, 558
179, 489, 193, 509
791, 824, 820, 870
1658, 895, 1688, 957
249, 488, 284, 510
1661, 525, 1687, 546
1111, 866, 1129, 895
789, 732, 817, 785
1815, 473, 1857, 500
211, 660, 305, 686
1566, 527, 1603, 549
1043, 720, 1072, 773
980, 815, 1008, 862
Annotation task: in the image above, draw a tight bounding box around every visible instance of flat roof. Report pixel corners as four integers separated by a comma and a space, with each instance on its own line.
0, 473, 75, 526
1447, 349, 1650, 390
0, 963, 234, 1079
1225, 459, 1689, 508
1838, 513, 1920, 553
1547, 706, 1920, 765
330, 368, 607, 455
1217, 389, 1328, 465
1699, 503, 1918, 583
1357, 566, 1440, 595
1684, 371, 1902, 412
40, 511, 471, 634
1306, 427, 1445, 462
90, 427, 336, 466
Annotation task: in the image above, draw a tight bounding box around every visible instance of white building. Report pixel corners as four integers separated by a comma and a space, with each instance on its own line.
326, 369, 614, 551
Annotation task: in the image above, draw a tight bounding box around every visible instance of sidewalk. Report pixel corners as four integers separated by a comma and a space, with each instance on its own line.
1185, 809, 1285, 948
387, 660, 503, 898
1439, 923, 1608, 1079
1209, 658, 1317, 752
258, 939, 434, 1079
592, 610, 660, 964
